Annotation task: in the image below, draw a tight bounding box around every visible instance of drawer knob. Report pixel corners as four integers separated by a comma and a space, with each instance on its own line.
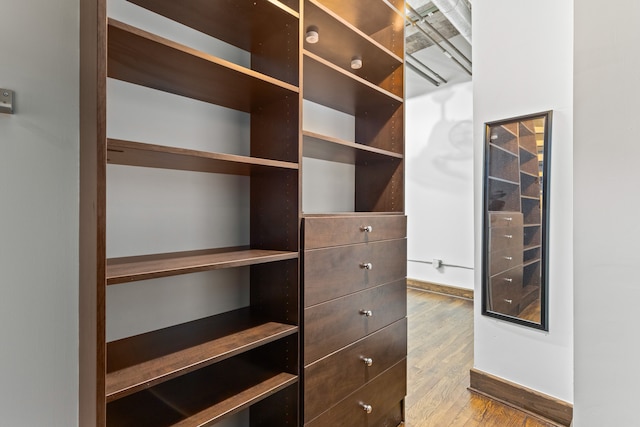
360, 262, 373, 270
362, 404, 373, 414
363, 357, 373, 367
503, 256, 513, 261
504, 277, 513, 283
360, 309, 373, 317
504, 234, 513, 239
504, 217, 513, 221
360, 225, 373, 233
504, 299, 513, 304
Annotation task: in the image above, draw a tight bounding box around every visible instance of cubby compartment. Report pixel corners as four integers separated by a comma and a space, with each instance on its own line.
522, 197, 541, 225
107, 337, 299, 426
489, 144, 519, 182
519, 146, 539, 176
125, 0, 300, 85
520, 171, 540, 198
523, 225, 542, 250
304, 0, 403, 97
488, 124, 518, 154
487, 178, 520, 212
523, 260, 542, 288
311, 0, 404, 57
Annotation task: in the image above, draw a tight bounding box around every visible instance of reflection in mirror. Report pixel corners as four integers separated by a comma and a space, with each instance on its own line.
482, 111, 551, 330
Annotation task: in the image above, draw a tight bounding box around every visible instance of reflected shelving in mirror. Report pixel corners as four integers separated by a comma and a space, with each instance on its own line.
482, 111, 552, 330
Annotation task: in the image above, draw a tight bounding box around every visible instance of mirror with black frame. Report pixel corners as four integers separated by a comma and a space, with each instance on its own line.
482, 111, 551, 330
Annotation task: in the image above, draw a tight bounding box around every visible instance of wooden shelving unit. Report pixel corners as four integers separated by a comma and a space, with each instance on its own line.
300, 0, 407, 425
485, 118, 543, 318
81, 0, 406, 425
81, 0, 301, 425
106, 248, 298, 285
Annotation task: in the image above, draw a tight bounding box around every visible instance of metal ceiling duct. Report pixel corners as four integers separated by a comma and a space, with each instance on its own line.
429, 0, 472, 44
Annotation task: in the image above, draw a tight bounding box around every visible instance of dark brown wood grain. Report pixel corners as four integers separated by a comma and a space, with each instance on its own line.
305, 360, 406, 427
304, 0, 403, 96
127, 0, 299, 86
303, 51, 402, 116
304, 319, 407, 422
470, 368, 573, 427
106, 307, 297, 401
302, 130, 403, 165
80, 0, 107, 425
355, 155, 404, 212
303, 214, 406, 249
107, 19, 298, 114
304, 238, 407, 306
107, 139, 298, 174
313, 0, 404, 53
304, 279, 406, 365
107, 354, 298, 427
106, 247, 298, 285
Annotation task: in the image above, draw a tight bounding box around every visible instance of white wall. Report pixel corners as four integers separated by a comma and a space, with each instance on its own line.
573, 1, 640, 425
473, 0, 574, 402
0, 1, 79, 425
406, 81, 474, 289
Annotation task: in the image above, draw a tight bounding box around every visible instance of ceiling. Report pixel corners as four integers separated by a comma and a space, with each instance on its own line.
404, 0, 472, 98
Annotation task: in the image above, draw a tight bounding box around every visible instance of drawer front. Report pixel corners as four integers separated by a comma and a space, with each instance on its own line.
304, 319, 407, 423
304, 215, 406, 249
304, 239, 407, 307
489, 225, 523, 252
304, 279, 407, 365
489, 212, 523, 228
489, 266, 523, 315
489, 247, 522, 276
305, 360, 406, 427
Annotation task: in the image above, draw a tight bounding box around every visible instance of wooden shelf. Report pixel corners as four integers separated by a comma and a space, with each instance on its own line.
312, 0, 404, 56
125, 0, 299, 85
489, 142, 518, 157
107, 307, 297, 402
303, 130, 403, 164
107, 247, 298, 285
107, 139, 298, 174
303, 50, 402, 115
107, 355, 297, 426
488, 175, 519, 186
108, 19, 298, 113
304, 0, 402, 97
523, 258, 541, 268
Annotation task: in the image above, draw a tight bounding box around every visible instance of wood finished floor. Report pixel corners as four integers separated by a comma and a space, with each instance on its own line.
405, 288, 558, 427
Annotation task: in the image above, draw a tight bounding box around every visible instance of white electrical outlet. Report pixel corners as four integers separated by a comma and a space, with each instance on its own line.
432, 258, 443, 269
0, 89, 14, 114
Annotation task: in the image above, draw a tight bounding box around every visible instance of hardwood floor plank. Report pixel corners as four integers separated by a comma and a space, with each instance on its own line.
405, 288, 561, 427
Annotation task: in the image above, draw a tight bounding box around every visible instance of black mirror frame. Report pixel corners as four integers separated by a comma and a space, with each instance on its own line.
482, 110, 552, 331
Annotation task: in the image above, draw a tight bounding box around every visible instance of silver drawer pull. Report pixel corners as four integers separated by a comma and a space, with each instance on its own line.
360, 262, 373, 270
504, 217, 513, 221
503, 234, 513, 239
360, 310, 373, 317
362, 357, 373, 367
360, 225, 373, 233
504, 278, 513, 283
503, 256, 513, 261
362, 404, 373, 414
504, 299, 513, 304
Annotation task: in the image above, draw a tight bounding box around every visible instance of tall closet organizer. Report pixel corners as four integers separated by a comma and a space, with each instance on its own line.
80, 1, 407, 426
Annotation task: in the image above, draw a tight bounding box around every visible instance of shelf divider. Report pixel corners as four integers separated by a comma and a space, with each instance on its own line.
107, 139, 298, 174
303, 130, 403, 164
108, 19, 298, 113
107, 307, 297, 402
107, 247, 298, 285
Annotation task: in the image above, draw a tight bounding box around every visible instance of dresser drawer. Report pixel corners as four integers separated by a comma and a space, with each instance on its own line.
303, 215, 406, 249
304, 279, 407, 365
489, 225, 523, 252
489, 212, 523, 228
489, 247, 522, 276
489, 266, 523, 315
305, 360, 406, 427
304, 239, 406, 307
304, 319, 407, 423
